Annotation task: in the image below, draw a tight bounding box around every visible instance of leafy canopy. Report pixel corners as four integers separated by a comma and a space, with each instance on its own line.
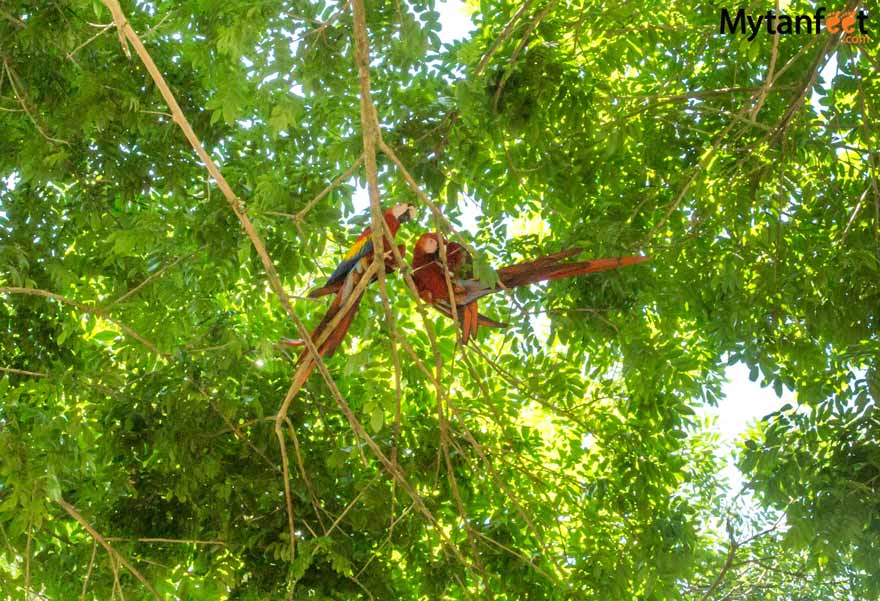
1, 0, 878, 599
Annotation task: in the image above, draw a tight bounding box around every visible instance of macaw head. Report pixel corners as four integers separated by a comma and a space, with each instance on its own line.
414, 232, 441, 260
413, 232, 468, 269
389, 203, 417, 224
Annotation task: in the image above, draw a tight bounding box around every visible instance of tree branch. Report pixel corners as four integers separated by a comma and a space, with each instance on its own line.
475, 1, 534, 77
57, 498, 160, 600
0, 366, 48, 378
0, 287, 166, 357
1, 56, 70, 145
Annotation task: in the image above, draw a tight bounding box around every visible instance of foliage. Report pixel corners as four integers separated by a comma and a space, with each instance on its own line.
0, 0, 878, 599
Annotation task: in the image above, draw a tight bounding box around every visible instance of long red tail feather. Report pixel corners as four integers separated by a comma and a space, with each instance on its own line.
497, 254, 649, 289
293, 288, 365, 364
319, 295, 363, 358
308, 282, 342, 298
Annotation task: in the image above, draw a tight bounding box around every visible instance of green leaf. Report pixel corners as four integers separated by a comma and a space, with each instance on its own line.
268, 97, 304, 134
472, 252, 498, 289
369, 405, 384, 434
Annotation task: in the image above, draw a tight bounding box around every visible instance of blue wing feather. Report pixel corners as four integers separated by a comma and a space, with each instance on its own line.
324, 239, 374, 287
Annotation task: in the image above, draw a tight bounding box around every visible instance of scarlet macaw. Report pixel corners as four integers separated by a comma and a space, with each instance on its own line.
308, 203, 417, 298
284, 203, 417, 358
411, 232, 648, 344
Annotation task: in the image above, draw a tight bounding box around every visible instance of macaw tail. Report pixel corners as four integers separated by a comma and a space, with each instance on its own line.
302, 290, 364, 360
315, 293, 363, 358
308, 282, 342, 298
283, 288, 365, 363
432, 300, 508, 344
497, 252, 649, 289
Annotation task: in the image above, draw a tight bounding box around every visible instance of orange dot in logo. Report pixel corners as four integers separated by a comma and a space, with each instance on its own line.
841, 10, 856, 34
826, 10, 841, 34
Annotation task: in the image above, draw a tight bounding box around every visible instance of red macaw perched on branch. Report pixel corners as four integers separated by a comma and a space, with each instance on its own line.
283, 203, 416, 358
411, 232, 649, 344
308, 203, 417, 299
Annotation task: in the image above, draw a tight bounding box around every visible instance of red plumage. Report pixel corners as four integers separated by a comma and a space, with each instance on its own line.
411, 232, 649, 344
309, 204, 416, 298
285, 243, 406, 359
282, 203, 416, 362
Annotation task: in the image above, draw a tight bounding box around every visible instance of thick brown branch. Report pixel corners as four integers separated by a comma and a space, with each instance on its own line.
99, 1, 322, 376
98, 5, 351, 567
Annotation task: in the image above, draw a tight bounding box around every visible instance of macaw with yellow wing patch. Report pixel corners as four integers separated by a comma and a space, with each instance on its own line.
282, 203, 417, 359
308, 203, 417, 299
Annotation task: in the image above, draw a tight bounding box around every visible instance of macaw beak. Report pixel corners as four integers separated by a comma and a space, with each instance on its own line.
399, 204, 417, 223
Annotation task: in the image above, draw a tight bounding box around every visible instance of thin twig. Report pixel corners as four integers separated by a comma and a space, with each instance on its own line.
284, 416, 328, 533
493, 0, 557, 113
700, 534, 738, 601
199, 386, 279, 470
142, 11, 173, 39
0, 366, 48, 377
767, 10, 847, 145
66, 23, 114, 62
2, 58, 70, 145
0, 287, 165, 357
25, 521, 32, 600
295, 154, 365, 223
289, 0, 351, 44
326, 472, 382, 537
81, 540, 98, 601
109, 551, 125, 601
441, 437, 495, 597
58, 498, 160, 600
105, 537, 227, 546
139, 109, 173, 118
105, 246, 203, 309
475, 1, 534, 77
748, 0, 780, 122
853, 60, 880, 243
841, 186, 870, 244
275, 425, 297, 570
